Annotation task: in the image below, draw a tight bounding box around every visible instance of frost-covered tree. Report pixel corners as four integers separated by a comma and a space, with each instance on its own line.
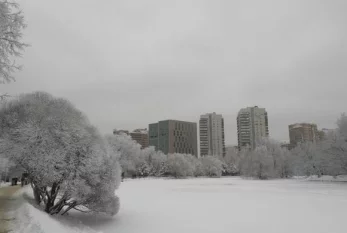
328, 114, 347, 174
218, 147, 239, 176
200, 156, 223, 177
167, 153, 195, 178
143, 148, 168, 177
0, 92, 121, 215
239, 139, 291, 179
106, 129, 239, 179
291, 142, 323, 176
107, 133, 143, 177
0, 156, 11, 181
0, 0, 28, 84
249, 146, 275, 179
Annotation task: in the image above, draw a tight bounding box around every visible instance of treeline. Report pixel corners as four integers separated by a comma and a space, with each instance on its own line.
239, 114, 347, 179
115, 114, 347, 180
108, 134, 238, 178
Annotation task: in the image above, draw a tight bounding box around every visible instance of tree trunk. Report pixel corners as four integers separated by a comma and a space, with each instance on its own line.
61, 201, 77, 215
31, 182, 42, 205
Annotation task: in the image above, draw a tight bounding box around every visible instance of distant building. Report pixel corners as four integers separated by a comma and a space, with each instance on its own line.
113, 128, 149, 149
130, 129, 149, 149
199, 112, 225, 157
113, 129, 129, 135
149, 120, 198, 157
320, 128, 337, 140
225, 145, 239, 154
321, 128, 336, 134
280, 143, 293, 150
237, 106, 269, 150
288, 123, 319, 147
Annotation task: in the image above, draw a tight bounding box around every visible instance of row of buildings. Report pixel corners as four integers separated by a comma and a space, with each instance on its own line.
114, 106, 329, 157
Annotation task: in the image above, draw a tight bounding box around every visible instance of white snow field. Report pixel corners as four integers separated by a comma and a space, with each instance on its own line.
12, 177, 347, 233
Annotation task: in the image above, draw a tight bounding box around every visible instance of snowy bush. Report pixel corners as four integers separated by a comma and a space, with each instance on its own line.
200, 156, 223, 177
0, 92, 121, 215
167, 153, 195, 178
143, 149, 168, 177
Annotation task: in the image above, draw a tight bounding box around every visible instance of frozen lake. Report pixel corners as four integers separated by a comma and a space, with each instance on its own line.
68, 177, 347, 233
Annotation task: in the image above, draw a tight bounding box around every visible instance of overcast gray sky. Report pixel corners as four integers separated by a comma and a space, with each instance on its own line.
4, 0, 347, 145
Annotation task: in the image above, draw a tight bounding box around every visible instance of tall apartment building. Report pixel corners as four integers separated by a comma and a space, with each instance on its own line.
149, 120, 198, 157
199, 112, 225, 157
288, 123, 318, 147
237, 106, 269, 150
113, 128, 149, 149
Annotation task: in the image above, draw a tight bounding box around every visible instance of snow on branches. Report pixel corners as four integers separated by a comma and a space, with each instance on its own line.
0, 0, 28, 83
0, 92, 121, 215
107, 134, 234, 179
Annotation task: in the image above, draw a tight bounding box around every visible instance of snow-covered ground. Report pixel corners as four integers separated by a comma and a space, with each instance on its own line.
12, 177, 347, 233
0, 182, 11, 187
10, 187, 98, 233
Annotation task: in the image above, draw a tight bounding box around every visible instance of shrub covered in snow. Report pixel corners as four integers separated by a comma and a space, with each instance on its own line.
200, 156, 223, 177
167, 153, 195, 178
0, 92, 121, 216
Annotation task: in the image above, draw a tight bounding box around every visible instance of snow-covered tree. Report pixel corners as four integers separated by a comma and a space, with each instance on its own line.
249, 146, 275, 179
0, 156, 11, 181
218, 147, 239, 176
0, 0, 28, 84
239, 139, 291, 179
193, 158, 204, 177
143, 149, 168, 177
290, 142, 323, 176
167, 153, 195, 178
0, 92, 121, 215
200, 156, 223, 177
106, 133, 143, 177
328, 114, 347, 174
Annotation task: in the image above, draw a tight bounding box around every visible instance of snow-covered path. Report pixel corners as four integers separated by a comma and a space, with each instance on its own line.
68, 177, 347, 233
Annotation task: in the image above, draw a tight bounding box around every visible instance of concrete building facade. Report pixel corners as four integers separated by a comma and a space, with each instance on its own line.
149, 120, 198, 157
237, 106, 269, 150
289, 123, 319, 147
199, 112, 225, 157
